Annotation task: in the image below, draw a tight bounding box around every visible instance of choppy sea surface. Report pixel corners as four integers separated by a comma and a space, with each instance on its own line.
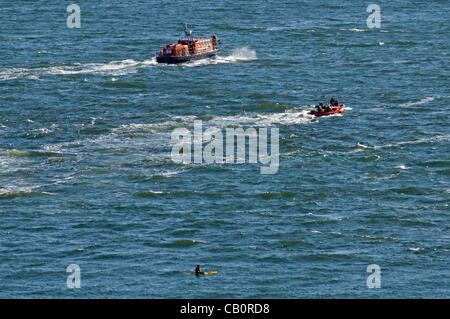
0, 0, 448, 298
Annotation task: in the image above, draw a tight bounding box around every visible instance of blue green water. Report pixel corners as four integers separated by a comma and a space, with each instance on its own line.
0, 0, 449, 298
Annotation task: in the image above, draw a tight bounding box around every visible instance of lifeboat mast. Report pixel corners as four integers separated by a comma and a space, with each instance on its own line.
184, 23, 193, 40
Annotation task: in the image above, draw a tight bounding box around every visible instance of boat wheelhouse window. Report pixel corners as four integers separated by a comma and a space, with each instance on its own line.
166, 49, 172, 54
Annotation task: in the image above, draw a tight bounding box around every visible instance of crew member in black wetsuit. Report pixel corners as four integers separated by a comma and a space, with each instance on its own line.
329, 97, 339, 107
195, 265, 204, 276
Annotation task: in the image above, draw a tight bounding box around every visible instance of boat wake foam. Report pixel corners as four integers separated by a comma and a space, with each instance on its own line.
0, 58, 159, 80
210, 109, 312, 127
184, 47, 258, 67
219, 47, 258, 62
0, 48, 259, 79
398, 96, 448, 107
47, 59, 155, 76
353, 135, 450, 152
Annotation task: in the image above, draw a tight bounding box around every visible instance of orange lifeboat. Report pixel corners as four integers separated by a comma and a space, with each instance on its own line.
156, 25, 223, 64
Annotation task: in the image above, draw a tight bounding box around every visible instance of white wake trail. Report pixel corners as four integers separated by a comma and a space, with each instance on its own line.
184, 47, 258, 67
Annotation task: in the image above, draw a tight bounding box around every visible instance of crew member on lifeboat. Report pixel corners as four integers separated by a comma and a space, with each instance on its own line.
329, 97, 339, 106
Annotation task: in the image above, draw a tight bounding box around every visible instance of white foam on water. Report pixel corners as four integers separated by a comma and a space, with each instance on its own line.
0, 58, 159, 81
183, 47, 257, 67
399, 96, 437, 107
266, 26, 287, 31
210, 109, 313, 127
143, 190, 164, 194
141, 57, 158, 65
342, 28, 367, 32
160, 169, 188, 177
0, 67, 33, 81
47, 59, 142, 76
351, 135, 449, 154
221, 47, 257, 62
0, 185, 40, 196
0, 48, 257, 79
374, 134, 450, 150
42, 107, 314, 165
394, 165, 409, 170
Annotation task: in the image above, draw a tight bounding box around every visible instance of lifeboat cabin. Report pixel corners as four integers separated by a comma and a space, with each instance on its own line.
156, 25, 223, 64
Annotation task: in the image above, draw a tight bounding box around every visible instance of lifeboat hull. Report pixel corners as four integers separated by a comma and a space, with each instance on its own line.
308, 105, 345, 117
157, 48, 223, 64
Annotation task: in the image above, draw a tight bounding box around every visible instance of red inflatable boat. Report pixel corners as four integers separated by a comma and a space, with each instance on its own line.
308, 104, 345, 117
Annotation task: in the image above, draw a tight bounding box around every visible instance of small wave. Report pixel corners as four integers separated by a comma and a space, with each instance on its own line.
258, 191, 296, 199
266, 26, 288, 31
356, 142, 370, 149
389, 186, 421, 195
376, 135, 450, 150
342, 28, 367, 32
399, 96, 437, 107
0, 186, 49, 199
279, 240, 306, 248
361, 235, 392, 241
26, 127, 57, 139
135, 190, 166, 197
357, 155, 380, 162
407, 247, 428, 253
419, 160, 449, 168
163, 239, 206, 248
0, 149, 62, 158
